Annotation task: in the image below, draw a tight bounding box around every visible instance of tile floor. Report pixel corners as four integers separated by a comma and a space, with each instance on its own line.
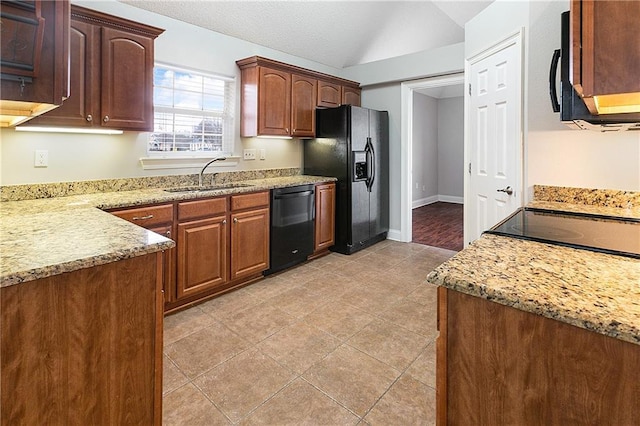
162, 240, 457, 425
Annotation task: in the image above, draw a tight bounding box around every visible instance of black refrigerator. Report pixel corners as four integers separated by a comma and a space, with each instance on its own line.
303, 105, 389, 254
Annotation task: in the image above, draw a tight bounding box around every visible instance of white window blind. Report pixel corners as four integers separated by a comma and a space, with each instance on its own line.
149, 64, 235, 155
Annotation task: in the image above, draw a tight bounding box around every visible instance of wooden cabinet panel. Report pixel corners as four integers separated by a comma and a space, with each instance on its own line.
230, 207, 269, 280
342, 86, 361, 107
314, 183, 336, 253
1, 253, 163, 425
291, 74, 317, 137
110, 203, 174, 227
258, 67, 291, 136
317, 80, 341, 108
0, 0, 70, 126
438, 287, 640, 425
571, 0, 640, 114
176, 216, 228, 299
178, 197, 227, 222
101, 26, 154, 130
230, 191, 269, 211
27, 19, 98, 127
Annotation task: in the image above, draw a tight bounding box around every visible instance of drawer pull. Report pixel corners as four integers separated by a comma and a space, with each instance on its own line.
132, 214, 154, 221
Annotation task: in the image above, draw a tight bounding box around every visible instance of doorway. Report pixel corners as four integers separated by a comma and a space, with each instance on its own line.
400, 73, 464, 246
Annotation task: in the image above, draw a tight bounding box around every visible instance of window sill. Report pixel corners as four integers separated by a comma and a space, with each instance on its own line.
139, 155, 240, 170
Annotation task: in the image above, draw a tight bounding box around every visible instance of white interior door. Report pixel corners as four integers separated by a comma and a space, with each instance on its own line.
466, 32, 523, 243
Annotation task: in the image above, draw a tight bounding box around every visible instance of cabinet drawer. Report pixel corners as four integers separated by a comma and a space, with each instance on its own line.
231, 191, 270, 211
111, 204, 173, 227
178, 197, 227, 222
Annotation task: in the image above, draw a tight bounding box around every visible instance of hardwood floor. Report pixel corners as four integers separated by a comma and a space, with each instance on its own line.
412, 202, 463, 251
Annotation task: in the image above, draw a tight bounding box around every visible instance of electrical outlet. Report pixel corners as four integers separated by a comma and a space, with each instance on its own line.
243, 148, 256, 160
259, 149, 266, 160
35, 150, 48, 167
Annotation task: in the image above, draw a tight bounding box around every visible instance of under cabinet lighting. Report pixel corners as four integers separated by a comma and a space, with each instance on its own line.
15, 126, 124, 135
256, 135, 293, 140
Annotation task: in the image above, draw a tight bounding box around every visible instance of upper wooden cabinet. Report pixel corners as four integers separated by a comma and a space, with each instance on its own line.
26, 5, 164, 130
570, 0, 640, 114
237, 56, 360, 137
0, 0, 70, 127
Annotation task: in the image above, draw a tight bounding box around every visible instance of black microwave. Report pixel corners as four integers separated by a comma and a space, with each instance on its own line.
549, 11, 640, 131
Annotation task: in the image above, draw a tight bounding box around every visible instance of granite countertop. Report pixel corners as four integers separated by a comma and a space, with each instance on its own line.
427, 214, 640, 346
0, 175, 335, 288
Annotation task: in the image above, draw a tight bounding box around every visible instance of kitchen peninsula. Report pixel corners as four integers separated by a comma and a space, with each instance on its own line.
0, 169, 334, 425
427, 186, 640, 425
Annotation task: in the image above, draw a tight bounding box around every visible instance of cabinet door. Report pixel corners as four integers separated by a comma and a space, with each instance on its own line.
291, 74, 317, 137
317, 80, 341, 107
148, 224, 175, 304
176, 216, 228, 299
101, 26, 155, 131
314, 183, 336, 252
342, 86, 361, 107
258, 67, 291, 136
27, 19, 99, 127
230, 208, 269, 280
571, 0, 640, 114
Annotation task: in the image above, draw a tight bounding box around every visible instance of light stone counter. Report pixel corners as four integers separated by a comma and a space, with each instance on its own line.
428, 185, 640, 346
0, 175, 335, 288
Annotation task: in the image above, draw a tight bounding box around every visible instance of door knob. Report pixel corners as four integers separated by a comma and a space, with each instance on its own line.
497, 186, 513, 195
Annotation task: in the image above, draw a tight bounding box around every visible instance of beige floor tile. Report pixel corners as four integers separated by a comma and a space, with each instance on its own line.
303, 300, 376, 341
219, 301, 296, 343
406, 340, 437, 388
163, 383, 230, 426
347, 319, 429, 370
341, 281, 405, 315
240, 378, 359, 425
307, 252, 356, 269
303, 344, 400, 416
163, 306, 217, 347
163, 354, 189, 395
277, 262, 327, 284
257, 321, 340, 374
266, 284, 333, 318
241, 274, 296, 300
378, 298, 438, 338
165, 322, 250, 379
198, 287, 261, 320
405, 282, 439, 306
364, 375, 436, 426
193, 348, 296, 423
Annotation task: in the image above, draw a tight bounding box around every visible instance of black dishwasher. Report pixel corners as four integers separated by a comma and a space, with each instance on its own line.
264, 184, 315, 275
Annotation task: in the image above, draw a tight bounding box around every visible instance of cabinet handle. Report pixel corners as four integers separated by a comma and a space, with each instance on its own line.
165, 230, 171, 237
86, 114, 93, 122
132, 214, 153, 221
233, 217, 238, 223
103, 115, 110, 123
222, 219, 227, 225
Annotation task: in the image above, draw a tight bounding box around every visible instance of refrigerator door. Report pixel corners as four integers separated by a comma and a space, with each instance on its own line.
368, 109, 390, 238
349, 106, 372, 249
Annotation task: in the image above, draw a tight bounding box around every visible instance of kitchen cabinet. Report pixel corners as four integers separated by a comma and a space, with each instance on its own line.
342, 85, 362, 106
237, 56, 360, 137
230, 192, 270, 280
311, 182, 336, 258
26, 5, 164, 130
570, 0, 640, 115
1, 252, 164, 425
176, 197, 228, 300
436, 287, 640, 425
110, 203, 175, 305
0, 0, 70, 127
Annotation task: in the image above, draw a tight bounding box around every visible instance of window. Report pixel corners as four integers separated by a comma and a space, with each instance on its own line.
149, 64, 235, 155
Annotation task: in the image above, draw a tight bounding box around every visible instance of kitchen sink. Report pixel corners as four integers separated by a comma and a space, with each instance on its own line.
164, 183, 254, 193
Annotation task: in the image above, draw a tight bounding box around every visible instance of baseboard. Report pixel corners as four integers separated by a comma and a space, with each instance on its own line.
412, 194, 463, 209
386, 228, 404, 242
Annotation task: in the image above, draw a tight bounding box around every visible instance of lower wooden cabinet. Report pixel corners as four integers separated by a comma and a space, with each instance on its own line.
231, 207, 270, 279
1, 253, 164, 425
311, 182, 336, 258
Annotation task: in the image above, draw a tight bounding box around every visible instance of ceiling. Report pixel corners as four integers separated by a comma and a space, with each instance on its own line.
118, 0, 493, 69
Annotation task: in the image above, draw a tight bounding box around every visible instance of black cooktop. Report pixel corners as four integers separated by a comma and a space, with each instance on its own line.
485, 207, 640, 259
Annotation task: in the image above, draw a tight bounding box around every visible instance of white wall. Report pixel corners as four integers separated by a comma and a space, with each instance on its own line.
412, 93, 438, 204
437, 97, 464, 199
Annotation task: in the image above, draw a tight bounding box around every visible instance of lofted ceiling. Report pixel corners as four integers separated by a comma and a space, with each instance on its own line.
118, 0, 493, 69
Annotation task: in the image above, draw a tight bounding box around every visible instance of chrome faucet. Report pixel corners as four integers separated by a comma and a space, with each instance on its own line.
199, 157, 226, 186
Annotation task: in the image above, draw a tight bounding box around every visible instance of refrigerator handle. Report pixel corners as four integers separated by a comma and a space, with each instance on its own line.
366, 137, 375, 192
